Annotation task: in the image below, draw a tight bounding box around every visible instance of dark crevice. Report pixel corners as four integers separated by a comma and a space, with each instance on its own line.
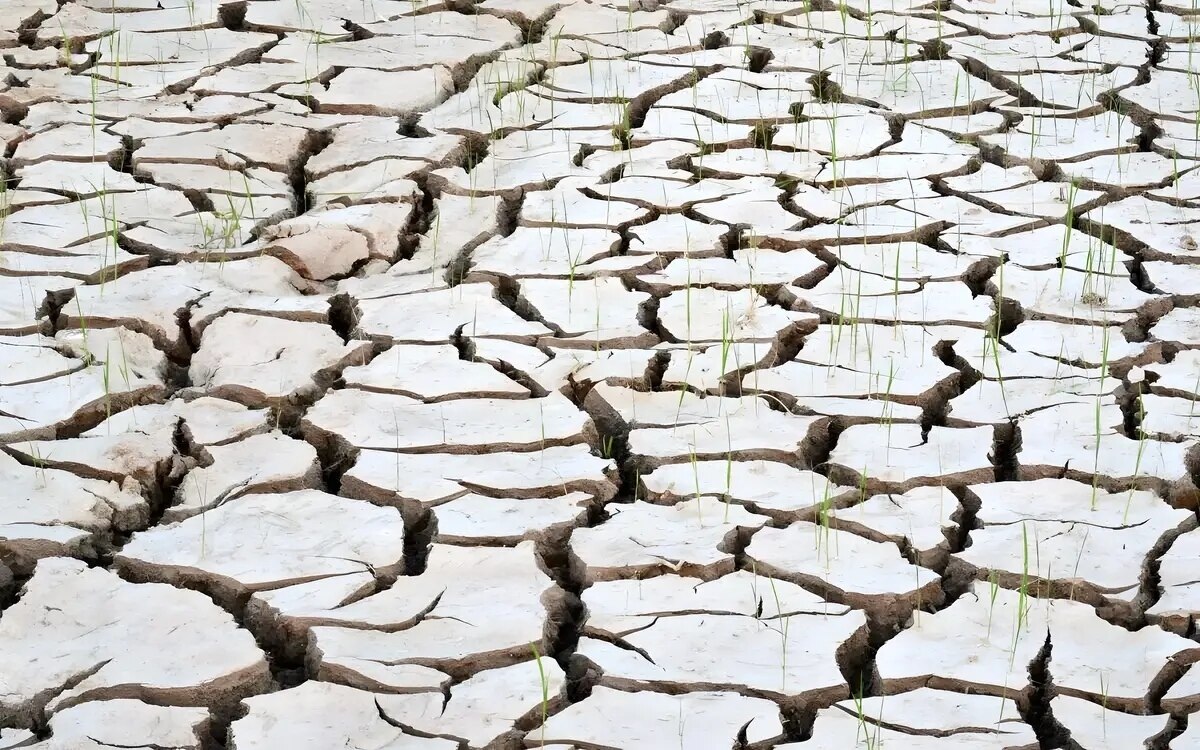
403, 507, 436, 576
289, 129, 333, 218
1024, 633, 1066, 748
328, 293, 360, 343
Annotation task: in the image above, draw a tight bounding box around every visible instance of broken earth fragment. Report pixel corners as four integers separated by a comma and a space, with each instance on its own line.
228, 681, 458, 750
117, 489, 405, 603
0, 558, 268, 727
529, 687, 786, 749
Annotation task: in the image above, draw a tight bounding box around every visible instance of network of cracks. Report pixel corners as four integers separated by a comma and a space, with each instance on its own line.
2, 0, 1200, 746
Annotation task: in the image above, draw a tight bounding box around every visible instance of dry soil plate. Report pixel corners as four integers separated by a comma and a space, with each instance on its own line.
1, 0, 1199, 747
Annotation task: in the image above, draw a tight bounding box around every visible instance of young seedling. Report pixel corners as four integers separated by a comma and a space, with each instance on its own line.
986, 569, 1000, 640
1010, 521, 1031, 667
1091, 326, 1111, 510
764, 574, 791, 691
530, 642, 550, 746
601, 434, 616, 459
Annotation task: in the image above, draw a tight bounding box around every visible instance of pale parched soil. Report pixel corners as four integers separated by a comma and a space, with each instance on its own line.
1, 0, 1200, 746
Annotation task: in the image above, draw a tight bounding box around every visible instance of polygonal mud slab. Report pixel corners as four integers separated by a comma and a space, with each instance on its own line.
947, 377, 1112, 427
624, 404, 830, 467
980, 110, 1140, 166
875, 583, 1200, 710
530, 345, 661, 393
528, 687, 786, 750
656, 287, 818, 344
62, 257, 318, 359
432, 491, 594, 546
749, 349, 960, 416
281, 543, 565, 685
823, 241, 980, 281
956, 479, 1195, 611
353, 284, 552, 344
256, 222, 372, 281
1084, 196, 1200, 261
1001, 320, 1148, 369
1062, 152, 1186, 192
1050, 694, 1172, 749
81, 396, 270, 446
793, 275, 993, 327
341, 445, 618, 507
12, 700, 211, 750
580, 571, 853, 637
568, 497, 769, 583
117, 489, 406, 604
773, 113, 893, 158
640, 459, 855, 520
636, 248, 827, 291
376, 660, 568, 748
828, 486, 962, 567
745, 522, 943, 627
950, 321, 1111, 377
1152, 299, 1200, 345
189, 314, 372, 407
949, 225, 1130, 272
168, 431, 321, 521
227, 681, 458, 750
585, 384, 828, 467
340, 344, 530, 401
0, 336, 79, 388
0, 353, 166, 441
1014, 401, 1198, 505
7, 419, 181, 487
826, 423, 997, 492
1149, 527, 1200, 631
746, 323, 965, 418
627, 213, 729, 258
991, 265, 1162, 326
833, 60, 1007, 118
519, 277, 656, 348
432, 127, 607, 189
659, 340, 782, 393
576, 604, 868, 700
0, 557, 269, 728
318, 67, 455, 117
800, 688, 1036, 750
468, 226, 624, 279
303, 390, 595, 453
1146, 350, 1200, 401
520, 183, 646, 235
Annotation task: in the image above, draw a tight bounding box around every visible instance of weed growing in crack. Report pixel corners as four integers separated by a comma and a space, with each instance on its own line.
1091, 325, 1111, 510
764, 574, 790, 692
853, 686, 884, 750
600, 435, 616, 459
26, 441, 49, 488
986, 569, 1000, 640
1009, 521, 1031, 668
530, 641, 550, 746
101, 342, 113, 426
1123, 389, 1147, 524
815, 477, 837, 569
1056, 180, 1084, 291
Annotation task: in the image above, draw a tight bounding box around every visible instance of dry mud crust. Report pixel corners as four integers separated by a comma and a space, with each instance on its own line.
3, 0, 1200, 746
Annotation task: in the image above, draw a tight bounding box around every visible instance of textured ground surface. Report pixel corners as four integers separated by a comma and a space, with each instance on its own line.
1, 0, 1200, 747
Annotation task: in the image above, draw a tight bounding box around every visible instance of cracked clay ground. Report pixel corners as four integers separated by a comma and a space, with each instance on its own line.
3, 0, 1200, 748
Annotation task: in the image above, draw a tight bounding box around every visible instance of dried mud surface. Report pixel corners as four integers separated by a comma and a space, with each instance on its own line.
2, 0, 1200, 746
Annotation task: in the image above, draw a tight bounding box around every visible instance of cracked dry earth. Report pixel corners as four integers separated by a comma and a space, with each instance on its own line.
5, 0, 1200, 749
